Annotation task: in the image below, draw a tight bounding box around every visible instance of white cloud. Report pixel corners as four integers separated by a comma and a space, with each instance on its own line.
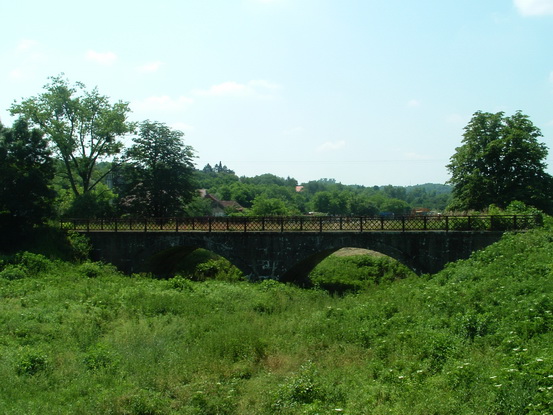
85, 50, 117, 65
16, 39, 39, 51
137, 61, 164, 73
317, 140, 346, 152
9, 68, 26, 80
194, 80, 280, 98
132, 95, 194, 113
407, 99, 421, 108
514, 0, 553, 16
10, 40, 46, 80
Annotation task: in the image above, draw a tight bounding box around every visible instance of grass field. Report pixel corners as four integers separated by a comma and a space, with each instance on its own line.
0, 222, 552, 414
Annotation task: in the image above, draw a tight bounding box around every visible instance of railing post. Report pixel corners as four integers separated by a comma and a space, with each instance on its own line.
467, 216, 472, 230
339, 217, 343, 230
86, 219, 90, 233
445, 216, 449, 232
423, 215, 427, 231
144, 219, 147, 232
513, 215, 517, 230
281, 217, 285, 233
208, 217, 212, 232
300, 217, 303, 231
402, 216, 405, 232
244, 217, 247, 233
360, 217, 363, 233
176, 218, 179, 232
319, 217, 323, 233
262, 217, 265, 231
101, 218, 104, 231
226, 217, 230, 231
380, 216, 384, 230
192, 218, 195, 231
114, 218, 118, 233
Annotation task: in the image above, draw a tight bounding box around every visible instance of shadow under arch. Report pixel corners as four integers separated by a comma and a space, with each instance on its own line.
146, 245, 253, 278
281, 242, 418, 286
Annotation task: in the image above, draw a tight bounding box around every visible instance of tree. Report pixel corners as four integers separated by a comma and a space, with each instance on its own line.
10, 74, 133, 197
447, 111, 553, 213
117, 121, 196, 217
0, 119, 55, 236
248, 196, 289, 216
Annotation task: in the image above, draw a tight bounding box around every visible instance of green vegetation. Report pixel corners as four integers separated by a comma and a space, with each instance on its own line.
447, 111, 553, 214
1, 222, 552, 414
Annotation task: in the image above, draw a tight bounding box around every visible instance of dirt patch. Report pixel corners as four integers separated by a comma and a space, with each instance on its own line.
331, 247, 386, 257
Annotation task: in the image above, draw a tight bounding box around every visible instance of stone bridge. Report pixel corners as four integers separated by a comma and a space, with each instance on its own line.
84, 230, 506, 282
71, 215, 537, 282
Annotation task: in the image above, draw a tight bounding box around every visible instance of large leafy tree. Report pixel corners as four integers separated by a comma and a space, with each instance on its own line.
0, 120, 55, 236
117, 121, 196, 217
10, 74, 133, 197
447, 111, 553, 213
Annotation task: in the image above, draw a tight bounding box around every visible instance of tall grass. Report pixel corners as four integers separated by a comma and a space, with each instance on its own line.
0, 224, 552, 414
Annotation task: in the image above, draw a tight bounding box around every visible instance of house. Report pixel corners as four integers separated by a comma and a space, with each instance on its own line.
198, 189, 244, 216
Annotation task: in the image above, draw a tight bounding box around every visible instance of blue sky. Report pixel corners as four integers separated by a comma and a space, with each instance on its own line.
2, 0, 553, 186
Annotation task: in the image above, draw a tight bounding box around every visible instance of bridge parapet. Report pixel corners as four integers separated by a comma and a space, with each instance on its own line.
62, 214, 539, 233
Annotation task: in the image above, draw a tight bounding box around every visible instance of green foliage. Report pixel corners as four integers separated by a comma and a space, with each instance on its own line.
116, 121, 196, 217
16, 348, 49, 376
10, 74, 133, 197
447, 111, 553, 213
310, 253, 414, 293
180, 257, 244, 282
1, 223, 552, 413
83, 342, 119, 371
58, 184, 118, 219
0, 265, 28, 280
67, 231, 91, 261
249, 195, 291, 216
0, 119, 55, 241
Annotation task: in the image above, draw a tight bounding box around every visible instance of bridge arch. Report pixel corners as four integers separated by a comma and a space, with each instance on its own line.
280, 240, 418, 285
144, 244, 254, 278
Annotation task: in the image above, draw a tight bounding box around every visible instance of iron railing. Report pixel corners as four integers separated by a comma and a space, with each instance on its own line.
60, 214, 541, 233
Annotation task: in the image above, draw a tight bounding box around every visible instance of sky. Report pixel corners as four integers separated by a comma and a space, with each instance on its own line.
1, 0, 553, 187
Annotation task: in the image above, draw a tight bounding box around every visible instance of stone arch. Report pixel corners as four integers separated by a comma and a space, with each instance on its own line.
145, 244, 253, 278
281, 240, 418, 285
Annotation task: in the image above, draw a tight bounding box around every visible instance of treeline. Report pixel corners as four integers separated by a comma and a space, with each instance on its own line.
195, 164, 451, 216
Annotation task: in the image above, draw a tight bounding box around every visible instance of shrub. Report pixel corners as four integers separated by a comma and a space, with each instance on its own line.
15, 251, 53, 274
0, 265, 27, 280
16, 348, 49, 375
67, 231, 91, 261
83, 342, 119, 371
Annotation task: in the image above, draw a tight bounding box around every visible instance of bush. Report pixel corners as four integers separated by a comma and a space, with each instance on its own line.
16, 348, 49, 375
0, 265, 27, 280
